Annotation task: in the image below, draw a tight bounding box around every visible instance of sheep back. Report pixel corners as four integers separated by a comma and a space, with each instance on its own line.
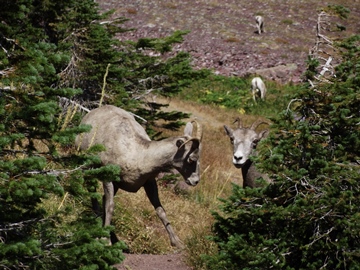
76, 105, 151, 167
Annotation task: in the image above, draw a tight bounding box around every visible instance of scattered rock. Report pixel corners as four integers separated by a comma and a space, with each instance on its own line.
96, 0, 360, 84
247, 63, 299, 83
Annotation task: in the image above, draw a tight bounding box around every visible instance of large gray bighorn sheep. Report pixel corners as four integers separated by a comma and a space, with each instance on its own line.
251, 77, 267, 102
76, 105, 203, 249
224, 118, 271, 188
255, 15, 264, 34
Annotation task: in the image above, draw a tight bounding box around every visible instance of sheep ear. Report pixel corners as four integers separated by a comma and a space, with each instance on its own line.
258, 129, 269, 139
224, 125, 233, 137
184, 122, 193, 136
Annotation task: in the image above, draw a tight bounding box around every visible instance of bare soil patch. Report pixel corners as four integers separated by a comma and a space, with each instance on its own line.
115, 252, 192, 270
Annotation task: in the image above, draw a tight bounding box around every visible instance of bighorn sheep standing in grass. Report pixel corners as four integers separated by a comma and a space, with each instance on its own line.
76, 105, 203, 249
224, 118, 271, 188
255, 15, 264, 34
251, 77, 267, 102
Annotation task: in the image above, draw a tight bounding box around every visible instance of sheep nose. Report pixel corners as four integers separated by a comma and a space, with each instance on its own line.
186, 174, 200, 186
234, 155, 243, 162
186, 179, 199, 186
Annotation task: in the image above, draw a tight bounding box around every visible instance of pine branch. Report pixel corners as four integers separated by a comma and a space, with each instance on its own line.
58, 97, 90, 113
308, 10, 342, 88
14, 165, 88, 178
305, 226, 335, 248
0, 218, 45, 232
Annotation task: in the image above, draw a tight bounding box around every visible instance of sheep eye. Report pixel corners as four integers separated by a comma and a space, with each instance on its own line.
187, 155, 197, 163
176, 139, 184, 148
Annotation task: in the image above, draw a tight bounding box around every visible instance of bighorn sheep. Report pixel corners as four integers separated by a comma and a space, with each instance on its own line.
251, 77, 267, 102
76, 105, 203, 249
224, 118, 271, 188
255, 15, 264, 34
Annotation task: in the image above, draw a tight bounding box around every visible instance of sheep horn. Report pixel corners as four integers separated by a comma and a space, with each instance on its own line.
250, 120, 270, 130
233, 117, 242, 128
191, 119, 203, 141
179, 138, 200, 149
178, 120, 202, 149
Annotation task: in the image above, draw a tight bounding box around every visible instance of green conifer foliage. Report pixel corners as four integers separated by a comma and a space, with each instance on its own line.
207, 15, 360, 270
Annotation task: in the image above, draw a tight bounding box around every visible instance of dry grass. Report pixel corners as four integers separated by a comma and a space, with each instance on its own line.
127, 8, 137, 14
113, 186, 215, 254
224, 36, 241, 43
163, 2, 178, 9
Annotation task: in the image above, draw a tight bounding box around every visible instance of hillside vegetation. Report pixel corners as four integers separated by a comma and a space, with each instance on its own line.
1, 1, 359, 269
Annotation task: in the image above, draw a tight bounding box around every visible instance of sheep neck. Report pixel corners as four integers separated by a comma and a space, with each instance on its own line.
141, 138, 178, 173
241, 159, 253, 186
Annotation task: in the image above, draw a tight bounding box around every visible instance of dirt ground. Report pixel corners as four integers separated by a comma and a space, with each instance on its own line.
94, 0, 360, 269
115, 252, 191, 270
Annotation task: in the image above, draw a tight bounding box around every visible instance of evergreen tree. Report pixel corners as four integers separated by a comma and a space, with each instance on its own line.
206, 7, 360, 270
0, 1, 125, 269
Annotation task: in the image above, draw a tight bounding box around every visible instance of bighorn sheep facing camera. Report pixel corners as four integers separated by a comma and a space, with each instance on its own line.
224, 118, 271, 188
255, 15, 264, 34
251, 77, 267, 102
76, 105, 203, 249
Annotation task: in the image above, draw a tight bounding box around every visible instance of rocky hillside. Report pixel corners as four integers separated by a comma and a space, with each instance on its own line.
96, 0, 360, 84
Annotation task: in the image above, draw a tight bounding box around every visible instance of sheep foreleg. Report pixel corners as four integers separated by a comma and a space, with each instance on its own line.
144, 179, 185, 249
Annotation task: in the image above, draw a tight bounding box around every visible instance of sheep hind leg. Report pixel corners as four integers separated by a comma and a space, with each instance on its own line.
252, 89, 257, 103
102, 182, 119, 244
144, 179, 185, 249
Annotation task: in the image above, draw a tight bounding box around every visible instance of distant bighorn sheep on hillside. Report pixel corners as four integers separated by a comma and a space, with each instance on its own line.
224, 118, 271, 188
76, 105, 203, 249
255, 15, 264, 34
251, 77, 267, 101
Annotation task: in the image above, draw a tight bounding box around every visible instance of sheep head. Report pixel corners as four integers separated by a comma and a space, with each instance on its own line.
224, 119, 268, 168
173, 120, 203, 186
